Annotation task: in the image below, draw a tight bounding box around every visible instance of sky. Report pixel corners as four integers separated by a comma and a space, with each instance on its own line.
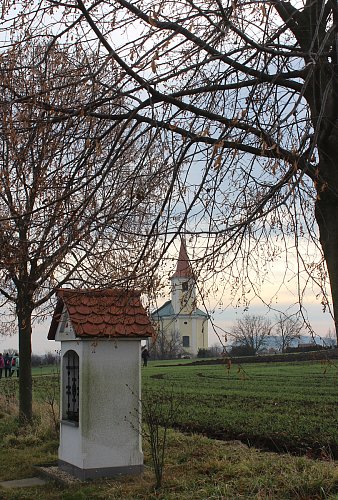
0, 295, 333, 355
0, 237, 334, 355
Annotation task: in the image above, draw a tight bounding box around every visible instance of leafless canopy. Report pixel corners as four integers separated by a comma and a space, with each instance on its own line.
0, 0, 337, 329
274, 313, 302, 351
0, 43, 165, 420
231, 314, 272, 354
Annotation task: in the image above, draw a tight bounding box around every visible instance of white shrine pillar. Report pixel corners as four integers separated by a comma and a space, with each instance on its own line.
48, 288, 154, 480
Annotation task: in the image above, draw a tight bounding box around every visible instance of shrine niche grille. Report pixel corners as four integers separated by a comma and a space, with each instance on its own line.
63, 350, 79, 422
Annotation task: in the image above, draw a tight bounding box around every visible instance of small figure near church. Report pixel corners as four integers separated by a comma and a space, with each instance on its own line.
141, 347, 150, 367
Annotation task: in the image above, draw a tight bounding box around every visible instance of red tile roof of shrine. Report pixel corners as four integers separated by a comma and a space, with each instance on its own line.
48, 288, 154, 340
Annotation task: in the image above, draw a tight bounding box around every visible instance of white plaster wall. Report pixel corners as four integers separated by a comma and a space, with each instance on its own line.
200, 319, 209, 349
55, 307, 76, 341
81, 339, 142, 469
171, 279, 180, 315
59, 339, 143, 471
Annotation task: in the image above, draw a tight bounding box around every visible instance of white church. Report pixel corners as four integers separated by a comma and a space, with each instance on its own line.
150, 240, 209, 357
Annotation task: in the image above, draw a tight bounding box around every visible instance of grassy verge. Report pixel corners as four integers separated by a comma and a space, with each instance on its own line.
0, 405, 337, 499
5, 359, 338, 457
0, 360, 337, 498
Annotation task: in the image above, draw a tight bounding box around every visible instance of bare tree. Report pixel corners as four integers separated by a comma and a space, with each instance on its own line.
1, 0, 338, 344
274, 313, 302, 352
323, 329, 337, 347
0, 45, 163, 421
231, 314, 272, 355
150, 329, 183, 360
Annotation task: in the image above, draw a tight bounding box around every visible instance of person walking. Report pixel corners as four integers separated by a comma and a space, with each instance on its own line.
0, 353, 4, 379
4, 353, 11, 378
10, 353, 19, 378
141, 347, 150, 367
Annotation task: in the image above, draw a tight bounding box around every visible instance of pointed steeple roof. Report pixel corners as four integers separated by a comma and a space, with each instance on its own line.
171, 238, 193, 279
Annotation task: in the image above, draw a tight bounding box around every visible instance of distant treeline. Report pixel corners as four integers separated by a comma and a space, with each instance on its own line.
31, 352, 60, 367
2, 349, 60, 367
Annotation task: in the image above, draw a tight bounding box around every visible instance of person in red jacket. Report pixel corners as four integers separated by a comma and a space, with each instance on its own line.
4, 353, 12, 378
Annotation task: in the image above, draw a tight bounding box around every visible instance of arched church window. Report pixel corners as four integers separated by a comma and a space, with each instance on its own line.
63, 350, 79, 423
182, 281, 189, 291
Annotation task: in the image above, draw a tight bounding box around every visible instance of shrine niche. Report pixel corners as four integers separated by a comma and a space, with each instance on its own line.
63, 349, 79, 423
48, 288, 154, 480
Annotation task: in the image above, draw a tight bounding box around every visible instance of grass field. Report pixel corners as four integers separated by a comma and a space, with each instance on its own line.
0, 405, 338, 498
142, 359, 338, 458
6, 358, 338, 458
0, 359, 338, 498
11, 358, 338, 457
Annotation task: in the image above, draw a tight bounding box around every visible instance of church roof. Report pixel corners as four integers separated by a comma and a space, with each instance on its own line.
151, 300, 208, 319
48, 288, 154, 340
171, 239, 193, 279
151, 300, 174, 317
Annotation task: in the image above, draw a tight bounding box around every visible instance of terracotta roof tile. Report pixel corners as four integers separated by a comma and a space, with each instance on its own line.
48, 288, 154, 340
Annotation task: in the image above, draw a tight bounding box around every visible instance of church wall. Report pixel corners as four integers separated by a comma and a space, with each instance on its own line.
197, 319, 209, 349
152, 315, 208, 355
177, 318, 193, 351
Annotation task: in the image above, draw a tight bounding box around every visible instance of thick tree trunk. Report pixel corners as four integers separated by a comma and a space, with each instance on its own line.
315, 198, 338, 345
16, 296, 33, 423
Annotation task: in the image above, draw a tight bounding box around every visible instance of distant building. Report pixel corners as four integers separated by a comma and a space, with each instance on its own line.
285, 342, 324, 353
150, 239, 208, 357
297, 342, 316, 349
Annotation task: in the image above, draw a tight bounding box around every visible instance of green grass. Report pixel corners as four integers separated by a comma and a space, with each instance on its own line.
32, 364, 60, 377
0, 415, 337, 499
4, 359, 338, 456
0, 359, 337, 498
142, 359, 338, 457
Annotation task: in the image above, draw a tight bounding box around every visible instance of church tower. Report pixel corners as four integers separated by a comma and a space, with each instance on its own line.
170, 239, 196, 315
151, 239, 208, 357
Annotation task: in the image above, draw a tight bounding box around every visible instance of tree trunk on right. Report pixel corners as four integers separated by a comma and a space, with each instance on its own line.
315, 194, 338, 345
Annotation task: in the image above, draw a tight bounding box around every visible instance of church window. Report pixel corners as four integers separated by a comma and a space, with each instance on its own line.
182, 336, 190, 347
182, 281, 189, 291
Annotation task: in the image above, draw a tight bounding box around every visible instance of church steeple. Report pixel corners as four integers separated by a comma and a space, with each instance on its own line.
150, 237, 209, 357
171, 238, 193, 279
170, 238, 196, 314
